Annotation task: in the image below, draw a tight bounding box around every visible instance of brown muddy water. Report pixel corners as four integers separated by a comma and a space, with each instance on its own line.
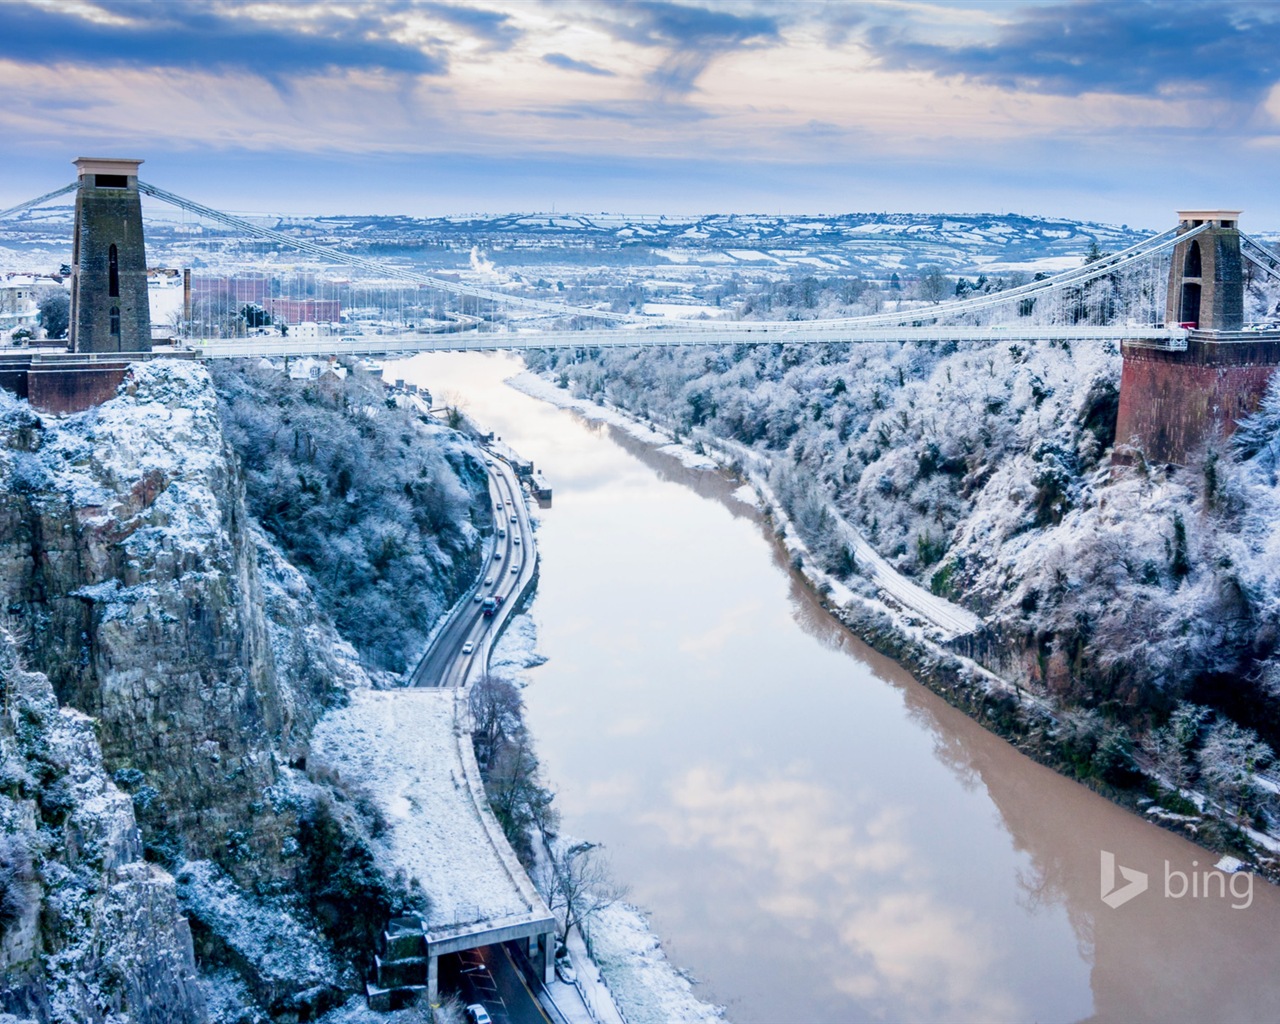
402, 352, 1280, 1024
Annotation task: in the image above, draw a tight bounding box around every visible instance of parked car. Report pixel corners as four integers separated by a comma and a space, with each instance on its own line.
466, 1005, 492, 1024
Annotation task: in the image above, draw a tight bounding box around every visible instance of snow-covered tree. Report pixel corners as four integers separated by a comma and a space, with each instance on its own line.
1197, 720, 1273, 813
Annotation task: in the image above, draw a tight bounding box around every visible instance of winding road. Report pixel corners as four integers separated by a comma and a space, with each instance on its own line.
409, 449, 537, 689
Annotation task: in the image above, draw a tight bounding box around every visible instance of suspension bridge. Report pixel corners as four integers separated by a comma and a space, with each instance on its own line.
4, 163, 1278, 356
3, 160, 1280, 462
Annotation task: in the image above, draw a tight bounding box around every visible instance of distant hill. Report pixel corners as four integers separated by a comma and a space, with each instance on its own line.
1, 205, 1159, 280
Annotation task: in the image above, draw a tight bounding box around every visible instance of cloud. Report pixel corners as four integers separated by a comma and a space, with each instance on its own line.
419, 2, 521, 51
0, 0, 447, 78
591, 0, 782, 96
866, 0, 1280, 102
542, 52, 615, 77
526, 99, 712, 125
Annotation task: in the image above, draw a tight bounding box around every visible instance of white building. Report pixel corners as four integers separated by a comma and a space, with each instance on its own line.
0, 275, 43, 337
287, 356, 347, 382
289, 321, 334, 339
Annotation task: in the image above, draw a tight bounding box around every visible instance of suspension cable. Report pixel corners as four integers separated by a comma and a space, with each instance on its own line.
137, 180, 642, 325
0, 181, 79, 221
1241, 233, 1280, 283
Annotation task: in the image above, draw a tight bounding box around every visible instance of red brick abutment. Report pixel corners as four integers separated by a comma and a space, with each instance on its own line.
1115, 330, 1280, 465
0, 349, 198, 415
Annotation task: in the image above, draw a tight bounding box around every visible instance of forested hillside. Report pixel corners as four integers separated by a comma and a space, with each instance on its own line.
212, 362, 492, 674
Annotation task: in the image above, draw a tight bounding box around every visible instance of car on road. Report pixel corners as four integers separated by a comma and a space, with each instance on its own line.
510, 514, 518, 523
466, 1005, 492, 1024
511, 564, 519, 573
473, 593, 483, 602
462, 641, 474, 655
513, 536, 521, 545
484, 577, 493, 586
485, 458, 494, 466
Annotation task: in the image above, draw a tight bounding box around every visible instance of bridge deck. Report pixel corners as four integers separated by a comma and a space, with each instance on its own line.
195, 324, 1189, 356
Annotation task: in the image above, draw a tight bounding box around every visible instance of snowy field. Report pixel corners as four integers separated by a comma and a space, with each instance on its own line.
310, 689, 533, 928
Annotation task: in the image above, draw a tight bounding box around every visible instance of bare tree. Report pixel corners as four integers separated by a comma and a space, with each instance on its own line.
470, 676, 558, 864
541, 842, 628, 947
1141, 701, 1211, 791
470, 675, 523, 769
915, 265, 950, 304
485, 731, 555, 863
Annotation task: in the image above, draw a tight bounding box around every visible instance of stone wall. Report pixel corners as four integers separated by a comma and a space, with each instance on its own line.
26, 361, 132, 414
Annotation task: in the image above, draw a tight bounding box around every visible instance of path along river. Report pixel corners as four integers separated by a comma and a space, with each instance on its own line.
402, 352, 1280, 1024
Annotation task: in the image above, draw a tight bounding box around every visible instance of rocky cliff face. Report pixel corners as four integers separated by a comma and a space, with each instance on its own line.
0, 627, 205, 1023
0, 359, 487, 1019
0, 360, 349, 882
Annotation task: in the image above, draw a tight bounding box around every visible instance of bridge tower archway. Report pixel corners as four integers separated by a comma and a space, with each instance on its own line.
1179, 281, 1201, 325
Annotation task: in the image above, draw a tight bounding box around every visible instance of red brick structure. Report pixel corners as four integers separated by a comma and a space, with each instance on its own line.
189, 275, 273, 305
0, 353, 196, 415
267, 298, 340, 324
26, 359, 134, 415
1115, 211, 1280, 464
1115, 336, 1280, 463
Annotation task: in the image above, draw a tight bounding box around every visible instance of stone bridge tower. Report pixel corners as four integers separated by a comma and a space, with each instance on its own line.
69, 157, 151, 353
1114, 210, 1280, 464
1164, 211, 1243, 330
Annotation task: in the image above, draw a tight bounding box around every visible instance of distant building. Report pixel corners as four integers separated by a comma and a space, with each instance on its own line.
0, 275, 42, 336
289, 321, 332, 339
268, 298, 340, 325
189, 274, 272, 305
287, 356, 347, 382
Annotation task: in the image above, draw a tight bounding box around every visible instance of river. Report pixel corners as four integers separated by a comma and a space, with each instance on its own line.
401, 351, 1280, 1024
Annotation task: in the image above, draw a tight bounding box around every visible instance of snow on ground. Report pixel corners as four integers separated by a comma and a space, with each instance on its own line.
586, 904, 725, 1024
309, 689, 531, 929
317, 993, 459, 1024
729, 483, 759, 508
488, 612, 546, 683
641, 302, 724, 319
176, 860, 337, 991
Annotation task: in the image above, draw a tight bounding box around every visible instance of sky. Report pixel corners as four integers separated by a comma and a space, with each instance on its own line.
4, 0, 1280, 228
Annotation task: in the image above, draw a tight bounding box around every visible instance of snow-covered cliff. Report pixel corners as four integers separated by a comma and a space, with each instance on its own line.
0, 359, 490, 1019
